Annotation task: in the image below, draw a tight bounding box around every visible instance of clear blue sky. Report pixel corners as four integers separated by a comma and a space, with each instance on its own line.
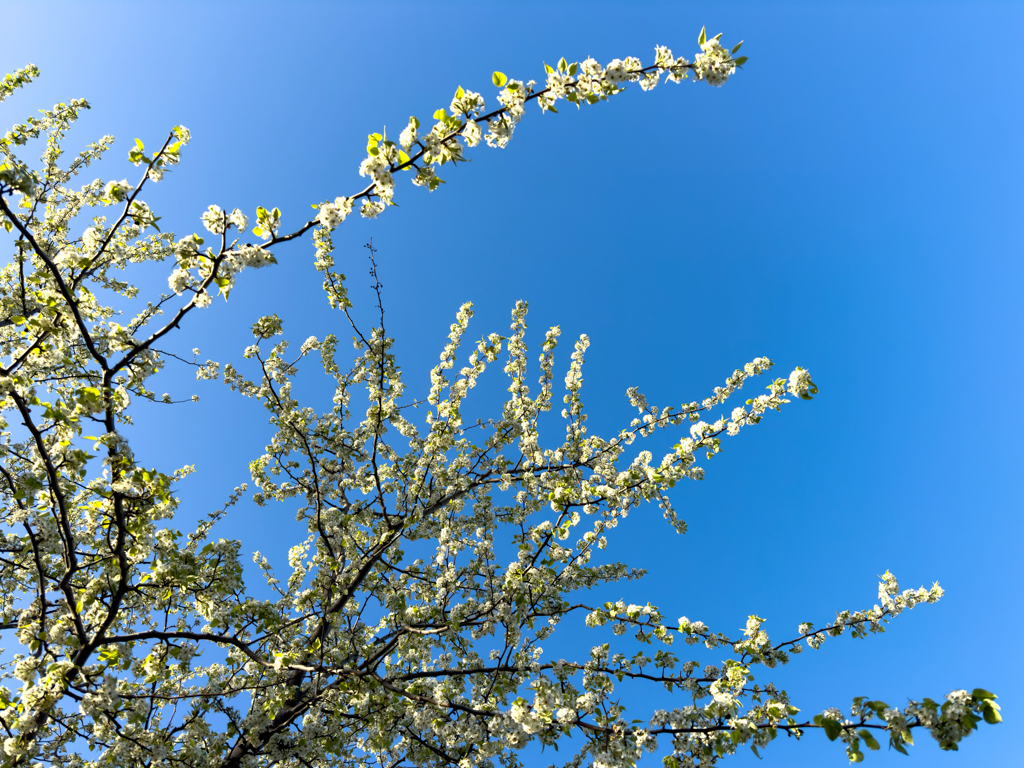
3, 1, 1021, 765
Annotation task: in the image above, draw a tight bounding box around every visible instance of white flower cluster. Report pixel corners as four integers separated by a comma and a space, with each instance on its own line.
878, 568, 944, 616
486, 78, 534, 148
102, 177, 132, 202
787, 366, 818, 399
358, 142, 395, 213
81, 224, 105, 253
201, 204, 228, 234
316, 196, 353, 229
228, 207, 248, 232
129, 199, 158, 230
169, 205, 275, 299
692, 34, 738, 87
201, 205, 246, 235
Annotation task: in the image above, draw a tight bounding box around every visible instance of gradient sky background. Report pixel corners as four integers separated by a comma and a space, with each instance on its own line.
2, 1, 1021, 765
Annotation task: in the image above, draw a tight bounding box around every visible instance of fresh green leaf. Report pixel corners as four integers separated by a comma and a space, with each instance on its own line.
699, 26, 707, 46
858, 730, 880, 750
731, 41, 744, 54
822, 718, 842, 742
734, 56, 749, 66
492, 71, 508, 87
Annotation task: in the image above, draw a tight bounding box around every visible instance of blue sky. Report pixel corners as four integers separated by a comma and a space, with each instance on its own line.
2, 1, 1021, 765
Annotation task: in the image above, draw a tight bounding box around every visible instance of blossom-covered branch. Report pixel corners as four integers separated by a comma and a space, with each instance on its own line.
0, 26, 999, 768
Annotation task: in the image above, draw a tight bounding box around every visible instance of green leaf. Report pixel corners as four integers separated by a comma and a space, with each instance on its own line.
731, 41, 744, 54
858, 730, 880, 750
252, 226, 263, 236
734, 56, 749, 66
134, 138, 144, 150
822, 718, 842, 742
455, 85, 464, 99
433, 108, 448, 120
544, 63, 554, 74
569, 62, 578, 76
849, 750, 864, 763
865, 700, 887, 715
983, 704, 1002, 724
492, 71, 508, 87
558, 57, 567, 72
699, 26, 707, 46
398, 150, 410, 164
972, 688, 997, 701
